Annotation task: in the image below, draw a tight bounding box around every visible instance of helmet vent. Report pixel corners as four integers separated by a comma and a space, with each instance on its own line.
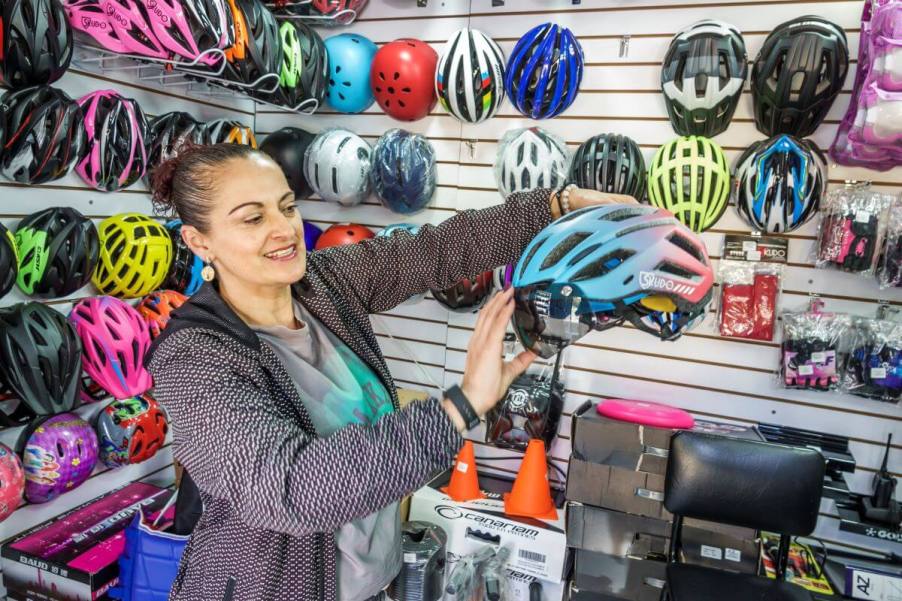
668, 232, 705, 263
571, 249, 635, 282
519, 234, 548, 275
541, 232, 589, 270
656, 261, 697, 279
599, 206, 644, 222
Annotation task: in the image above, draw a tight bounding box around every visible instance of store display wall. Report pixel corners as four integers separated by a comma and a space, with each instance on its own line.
257, 0, 902, 553
0, 65, 254, 595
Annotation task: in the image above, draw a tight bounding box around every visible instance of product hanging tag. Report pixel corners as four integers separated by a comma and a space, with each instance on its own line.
718, 235, 787, 342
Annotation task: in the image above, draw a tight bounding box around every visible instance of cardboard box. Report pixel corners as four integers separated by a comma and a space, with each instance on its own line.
570, 402, 763, 477
566, 503, 758, 576
408, 470, 569, 582
566, 458, 669, 520
571, 546, 667, 600
2, 482, 170, 601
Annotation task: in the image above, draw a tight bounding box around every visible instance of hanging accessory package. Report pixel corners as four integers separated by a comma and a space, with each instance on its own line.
717, 235, 787, 341
877, 197, 902, 288
842, 310, 902, 403
815, 185, 895, 276
387, 521, 447, 601
781, 299, 852, 391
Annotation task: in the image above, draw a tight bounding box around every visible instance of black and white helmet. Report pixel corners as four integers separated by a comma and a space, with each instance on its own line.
494, 127, 570, 198
436, 28, 506, 124
303, 128, 372, 207
661, 20, 748, 137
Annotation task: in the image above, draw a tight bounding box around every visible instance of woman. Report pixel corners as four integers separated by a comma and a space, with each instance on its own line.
147, 143, 634, 601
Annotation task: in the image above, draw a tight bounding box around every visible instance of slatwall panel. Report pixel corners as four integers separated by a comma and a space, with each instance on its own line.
266, 0, 902, 555
0, 60, 254, 596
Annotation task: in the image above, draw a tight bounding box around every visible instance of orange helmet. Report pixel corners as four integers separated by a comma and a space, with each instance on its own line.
136, 290, 188, 338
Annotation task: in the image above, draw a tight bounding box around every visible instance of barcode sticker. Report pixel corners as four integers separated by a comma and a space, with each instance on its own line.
871, 367, 888, 379
701, 545, 723, 560
518, 549, 546, 565
811, 352, 826, 363
455, 462, 469, 474
797, 364, 815, 376
742, 241, 758, 252
724, 548, 742, 562
403, 552, 417, 563
856, 211, 872, 223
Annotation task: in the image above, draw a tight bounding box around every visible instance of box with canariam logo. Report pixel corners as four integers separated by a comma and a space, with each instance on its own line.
1, 482, 171, 601
408, 470, 570, 583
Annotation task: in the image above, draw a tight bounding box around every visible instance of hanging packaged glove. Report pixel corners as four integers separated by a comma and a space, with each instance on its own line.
781, 299, 853, 392
717, 235, 787, 341
877, 198, 902, 288
815, 185, 895, 276
842, 315, 902, 403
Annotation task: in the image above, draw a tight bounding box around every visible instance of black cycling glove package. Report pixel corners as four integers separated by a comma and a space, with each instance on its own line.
816, 186, 895, 276
781, 300, 853, 392
877, 201, 902, 289
842, 317, 902, 403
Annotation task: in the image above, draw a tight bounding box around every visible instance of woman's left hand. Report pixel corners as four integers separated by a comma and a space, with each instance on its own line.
551, 186, 639, 218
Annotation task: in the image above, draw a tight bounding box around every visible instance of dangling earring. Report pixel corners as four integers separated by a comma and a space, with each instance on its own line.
201, 259, 216, 282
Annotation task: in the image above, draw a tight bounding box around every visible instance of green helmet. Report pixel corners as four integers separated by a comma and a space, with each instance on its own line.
1, 224, 17, 299
647, 136, 731, 233
279, 21, 304, 90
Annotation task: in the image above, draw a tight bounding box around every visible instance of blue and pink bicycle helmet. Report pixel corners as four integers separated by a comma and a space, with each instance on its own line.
512, 204, 714, 358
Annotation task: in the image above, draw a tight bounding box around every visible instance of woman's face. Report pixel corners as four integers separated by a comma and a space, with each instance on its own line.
184, 154, 306, 289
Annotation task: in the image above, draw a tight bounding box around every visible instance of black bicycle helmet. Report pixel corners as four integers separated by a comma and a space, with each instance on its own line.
0, 301, 82, 425
0, 85, 87, 184
260, 127, 315, 198
0, 223, 18, 300
223, 0, 280, 88
751, 16, 849, 137
568, 133, 646, 199
267, 21, 327, 108
0, 0, 72, 88
431, 271, 494, 314
661, 19, 747, 137
145, 111, 204, 184
14, 207, 100, 298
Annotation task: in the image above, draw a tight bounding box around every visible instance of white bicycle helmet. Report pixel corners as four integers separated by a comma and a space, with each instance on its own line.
494, 127, 570, 198
303, 128, 372, 206
436, 28, 506, 124
661, 20, 747, 137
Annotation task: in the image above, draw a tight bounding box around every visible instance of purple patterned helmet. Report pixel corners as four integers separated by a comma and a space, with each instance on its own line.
21, 413, 98, 504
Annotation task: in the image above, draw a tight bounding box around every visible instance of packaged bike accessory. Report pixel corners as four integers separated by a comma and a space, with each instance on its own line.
815, 185, 895, 276
485, 352, 565, 452
387, 521, 447, 601
717, 235, 787, 341
781, 299, 852, 391
841, 316, 902, 403
877, 198, 902, 288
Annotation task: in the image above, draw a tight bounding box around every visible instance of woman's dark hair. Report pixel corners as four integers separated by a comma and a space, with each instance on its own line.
151, 142, 265, 231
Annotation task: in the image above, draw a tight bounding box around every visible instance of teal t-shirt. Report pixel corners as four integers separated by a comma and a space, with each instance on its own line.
253, 301, 398, 601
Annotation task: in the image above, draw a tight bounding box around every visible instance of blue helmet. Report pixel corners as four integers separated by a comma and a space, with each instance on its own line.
164, 220, 203, 296
371, 129, 437, 215
323, 33, 378, 114
504, 23, 584, 120
512, 205, 714, 358
734, 134, 826, 233
303, 221, 323, 250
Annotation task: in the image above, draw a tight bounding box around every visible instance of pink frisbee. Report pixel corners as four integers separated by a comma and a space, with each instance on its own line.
596, 398, 695, 429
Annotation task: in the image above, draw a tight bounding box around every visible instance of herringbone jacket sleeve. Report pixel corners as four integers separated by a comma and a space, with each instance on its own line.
150, 331, 464, 537
316, 189, 555, 313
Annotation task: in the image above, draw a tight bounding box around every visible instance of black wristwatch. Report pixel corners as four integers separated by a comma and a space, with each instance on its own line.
444, 384, 480, 430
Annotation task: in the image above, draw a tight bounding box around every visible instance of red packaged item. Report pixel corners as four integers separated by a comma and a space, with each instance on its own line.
720, 281, 755, 338
751, 274, 779, 340
717, 235, 786, 342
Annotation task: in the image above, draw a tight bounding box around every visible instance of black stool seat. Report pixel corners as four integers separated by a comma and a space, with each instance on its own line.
667, 563, 813, 601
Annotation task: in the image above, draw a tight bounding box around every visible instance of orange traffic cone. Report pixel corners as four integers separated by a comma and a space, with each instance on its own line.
442, 441, 485, 501
504, 439, 558, 520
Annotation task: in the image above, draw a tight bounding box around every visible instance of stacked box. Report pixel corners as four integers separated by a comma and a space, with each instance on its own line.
566, 402, 761, 599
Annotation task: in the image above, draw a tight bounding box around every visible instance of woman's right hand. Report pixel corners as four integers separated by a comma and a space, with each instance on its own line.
442, 287, 537, 431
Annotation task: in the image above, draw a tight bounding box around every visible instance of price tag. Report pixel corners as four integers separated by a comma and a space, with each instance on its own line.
811, 352, 826, 363
700, 545, 723, 560
455, 462, 469, 474
403, 552, 417, 563
724, 548, 742, 563
746, 250, 762, 261
742, 241, 758, 252
797, 364, 815, 376
870, 367, 887, 379
856, 211, 872, 223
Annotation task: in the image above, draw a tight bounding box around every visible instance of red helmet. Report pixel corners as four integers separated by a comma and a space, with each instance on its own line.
136, 290, 188, 338
370, 39, 438, 121
315, 224, 375, 250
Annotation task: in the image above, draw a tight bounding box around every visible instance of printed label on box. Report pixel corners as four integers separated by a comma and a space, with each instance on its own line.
725, 548, 742, 563
849, 568, 901, 600
700, 545, 723, 561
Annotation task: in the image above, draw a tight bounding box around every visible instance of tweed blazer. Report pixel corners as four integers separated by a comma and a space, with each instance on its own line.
146, 189, 555, 601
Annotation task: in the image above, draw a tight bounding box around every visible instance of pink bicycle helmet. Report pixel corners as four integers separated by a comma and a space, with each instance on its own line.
141, 0, 233, 66
64, 0, 168, 59
76, 89, 149, 192
68, 296, 153, 400
0, 442, 24, 522
19, 413, 99, 504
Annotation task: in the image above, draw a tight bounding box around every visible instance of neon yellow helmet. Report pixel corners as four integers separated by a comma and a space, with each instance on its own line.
647, 136, 731, 233
93, 214, 173, 299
